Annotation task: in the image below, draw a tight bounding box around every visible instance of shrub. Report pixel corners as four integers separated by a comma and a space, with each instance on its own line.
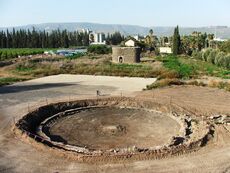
214, 52, 224, 66
163, 56, 193, 79
192, 50, 202, 60
208, 80, 230, 91
186, 80, 206, 87
219, 40, 230, 53
65, 52, 85, 59
87, 45, 111, 54
0, 77, 26, 86
225, 54, 230, 69
159, 69, 179, 79
202, 48, 212, 61
146, 78, 184, 90
15, 62, 36, 72
207, 49, 218, 64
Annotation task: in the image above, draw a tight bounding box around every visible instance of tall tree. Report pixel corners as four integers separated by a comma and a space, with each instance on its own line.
149, 29, 154, 36
172, 26, 181, 55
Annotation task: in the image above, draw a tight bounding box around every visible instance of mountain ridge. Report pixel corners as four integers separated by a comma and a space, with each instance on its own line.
0, 22, 229, 39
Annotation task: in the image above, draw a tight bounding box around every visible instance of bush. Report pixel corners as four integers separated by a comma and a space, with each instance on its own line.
65, 52, 85, 59
214, 52, 224, 66
87, 45, 111, 54
225, 54, 230, 69
0, 77, 26, 86
198, 49, 230, 70
146, 78, 184, 90
207, 49, 218, 64
163, 56, 193, 79
219, 40, 230, 53
202, 48, 212, 61
208, 80, 230, 91
216, 53, 230, 69
192, 50, 202, 60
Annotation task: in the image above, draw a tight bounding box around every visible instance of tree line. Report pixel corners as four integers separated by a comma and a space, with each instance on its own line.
106, 32, 124, 45
0, 28, 89, 48
172, 26, 216, 55
0, 28, 124, 49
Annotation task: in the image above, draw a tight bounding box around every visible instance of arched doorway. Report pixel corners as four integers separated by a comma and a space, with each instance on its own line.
118, 56, 123, 63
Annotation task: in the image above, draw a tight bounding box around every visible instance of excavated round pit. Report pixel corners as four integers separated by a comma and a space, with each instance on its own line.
48, 107, 181, 150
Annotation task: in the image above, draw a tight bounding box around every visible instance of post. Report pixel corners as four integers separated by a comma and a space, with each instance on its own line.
96, 90, 100, 97
13, 117, 16, 125
169, 97, 172, 114
28, 103, 30, 112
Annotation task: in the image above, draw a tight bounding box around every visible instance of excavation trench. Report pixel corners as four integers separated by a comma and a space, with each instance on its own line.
14, 97, 215, 162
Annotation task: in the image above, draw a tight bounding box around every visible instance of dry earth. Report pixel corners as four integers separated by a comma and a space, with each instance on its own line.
49, 107, 180, 150
0, 75, 230, 173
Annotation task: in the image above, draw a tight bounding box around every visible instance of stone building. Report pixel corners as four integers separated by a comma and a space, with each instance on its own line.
112, 47, 141, 64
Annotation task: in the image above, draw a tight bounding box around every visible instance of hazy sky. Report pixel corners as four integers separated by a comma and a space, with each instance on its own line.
0, 0, 230, 27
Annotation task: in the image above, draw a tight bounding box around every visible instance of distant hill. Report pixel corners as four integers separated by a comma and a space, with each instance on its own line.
0, 22, 230, 39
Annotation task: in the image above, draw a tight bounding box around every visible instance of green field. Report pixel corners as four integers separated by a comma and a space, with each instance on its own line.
157, 55, 230, 79
0, 48, 54, 61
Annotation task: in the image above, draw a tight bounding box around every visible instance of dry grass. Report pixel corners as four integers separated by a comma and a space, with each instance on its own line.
8, 56, 167, 78
208, 80, 230, 91
146, 78, 184, 90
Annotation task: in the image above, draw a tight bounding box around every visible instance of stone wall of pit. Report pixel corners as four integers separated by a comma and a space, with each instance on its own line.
14, 97, 215, 162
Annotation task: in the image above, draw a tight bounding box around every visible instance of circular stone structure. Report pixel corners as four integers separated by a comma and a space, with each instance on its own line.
112, 47, 141, 63
48, 107, 180, 150
14, 97, 215, 162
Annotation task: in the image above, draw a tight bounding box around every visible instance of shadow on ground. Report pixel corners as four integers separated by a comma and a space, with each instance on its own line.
0, 83, 78, 94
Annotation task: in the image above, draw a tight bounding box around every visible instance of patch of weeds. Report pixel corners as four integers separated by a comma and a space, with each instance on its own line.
146, 78, 184, 90
163, 56, 193, 79
0, 77, 27, 86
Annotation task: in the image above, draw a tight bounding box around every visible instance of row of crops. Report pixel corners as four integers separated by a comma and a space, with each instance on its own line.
0, 48, 48, 61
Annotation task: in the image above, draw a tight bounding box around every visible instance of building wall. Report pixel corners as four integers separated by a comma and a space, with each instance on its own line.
125, 40, 135, 47
159, 47, 172, 54
92, 33, 106, 44
112, 47, 141, 64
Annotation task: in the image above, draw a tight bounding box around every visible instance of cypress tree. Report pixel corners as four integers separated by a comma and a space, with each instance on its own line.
0, 32, 2, 48
172, 26, 181, 55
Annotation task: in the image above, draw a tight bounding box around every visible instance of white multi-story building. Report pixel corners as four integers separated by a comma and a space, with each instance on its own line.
90, 32, 106, 45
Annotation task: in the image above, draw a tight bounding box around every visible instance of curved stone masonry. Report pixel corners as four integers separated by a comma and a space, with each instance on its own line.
14, 97, 215, 162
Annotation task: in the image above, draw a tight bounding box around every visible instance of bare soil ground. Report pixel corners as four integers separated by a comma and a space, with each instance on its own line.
0, 76, 230, 173
49, 107, 180, 150
137, 85, 230, 116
